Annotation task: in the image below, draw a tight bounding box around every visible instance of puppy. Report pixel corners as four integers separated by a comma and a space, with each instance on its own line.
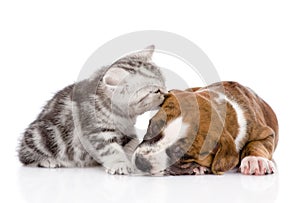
132, 81, 278, 175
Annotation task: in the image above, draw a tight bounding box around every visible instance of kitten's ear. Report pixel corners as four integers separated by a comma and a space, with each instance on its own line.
133, 45, 155, 61
143, 44, 155, 58
103, 68, 129, 87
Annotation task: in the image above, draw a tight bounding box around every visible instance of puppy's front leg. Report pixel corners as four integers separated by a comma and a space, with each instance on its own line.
240, 130, 276, 175
165, 161, 211, 175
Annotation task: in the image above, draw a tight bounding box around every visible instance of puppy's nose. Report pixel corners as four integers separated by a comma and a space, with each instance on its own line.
135, 154, 152, 172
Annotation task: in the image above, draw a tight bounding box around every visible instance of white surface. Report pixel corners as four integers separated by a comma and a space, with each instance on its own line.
16, 167, 278, 203
1, 0, 300, 203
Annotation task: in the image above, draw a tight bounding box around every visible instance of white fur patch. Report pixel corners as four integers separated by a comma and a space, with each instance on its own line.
133, 116, 189, 174
162, 116, 187, 145
225, 96, 247, 151
214, 91, 247, 151
197, 89, 247, 152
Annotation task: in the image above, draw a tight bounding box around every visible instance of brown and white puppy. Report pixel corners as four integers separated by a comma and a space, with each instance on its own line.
132, 81, 278, 175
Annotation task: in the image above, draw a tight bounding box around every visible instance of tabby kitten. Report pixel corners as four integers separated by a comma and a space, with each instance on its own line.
18, 45, 166, 175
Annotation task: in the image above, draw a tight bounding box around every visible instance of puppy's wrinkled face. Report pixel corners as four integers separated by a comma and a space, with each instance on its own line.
132, 91, 200, 174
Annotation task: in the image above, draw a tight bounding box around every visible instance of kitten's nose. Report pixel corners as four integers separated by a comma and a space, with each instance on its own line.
135, 154, 152, 172
154, 89, 161, 94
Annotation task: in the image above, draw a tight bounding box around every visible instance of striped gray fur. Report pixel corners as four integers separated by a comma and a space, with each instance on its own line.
18, 45, 166, 174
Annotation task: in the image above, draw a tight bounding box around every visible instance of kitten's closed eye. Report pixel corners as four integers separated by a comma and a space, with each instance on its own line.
127, 69, 136, 74
152, 88, 167, 95
153, 89, 160, 94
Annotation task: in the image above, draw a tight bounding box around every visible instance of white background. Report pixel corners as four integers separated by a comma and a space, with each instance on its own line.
1, 1, 299, 203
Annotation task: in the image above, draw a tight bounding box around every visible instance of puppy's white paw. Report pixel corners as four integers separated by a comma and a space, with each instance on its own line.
240, 156, 275, 175
105, 162, 133, 175
192, 165, 211, 175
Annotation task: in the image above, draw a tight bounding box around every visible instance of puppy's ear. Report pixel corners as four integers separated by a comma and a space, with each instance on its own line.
142, 110, 167, 144
211, 131, 239, 175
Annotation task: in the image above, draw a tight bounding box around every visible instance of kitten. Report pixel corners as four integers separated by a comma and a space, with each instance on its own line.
18, 45, 166, 174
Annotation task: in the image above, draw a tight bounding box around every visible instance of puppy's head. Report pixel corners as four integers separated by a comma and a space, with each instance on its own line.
133, 88, 239, 175
132, 90, 200, 174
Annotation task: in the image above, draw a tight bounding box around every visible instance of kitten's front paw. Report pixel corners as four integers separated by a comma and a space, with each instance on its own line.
105, 162, 133, 175
240, 156, 276, 175
37, 159, 61, 168
192, 165, 211, 175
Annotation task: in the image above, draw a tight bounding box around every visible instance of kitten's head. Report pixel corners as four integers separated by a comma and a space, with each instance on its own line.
102, 45, 167, 116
